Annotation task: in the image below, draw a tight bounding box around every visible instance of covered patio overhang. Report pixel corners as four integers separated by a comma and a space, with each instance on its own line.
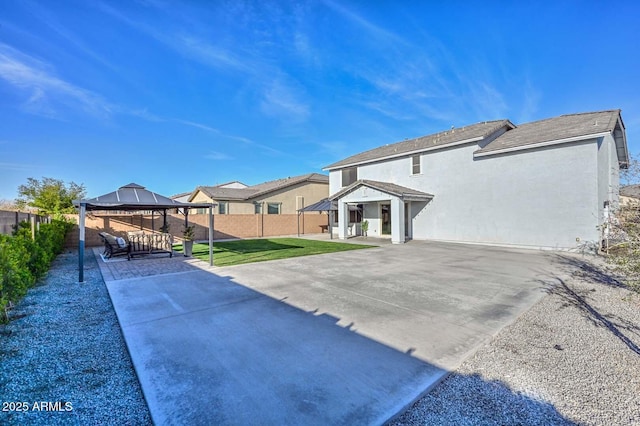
297, 198, 361, 239
328, 179, 434, 244
73, 183, 214, 282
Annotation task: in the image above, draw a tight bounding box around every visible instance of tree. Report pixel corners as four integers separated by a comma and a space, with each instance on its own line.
606, 154, 640, 293
620, 155, 640, 186
16, 177, 86, 216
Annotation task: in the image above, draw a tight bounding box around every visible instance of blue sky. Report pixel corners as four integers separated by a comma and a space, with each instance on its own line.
1, 1, 639, 201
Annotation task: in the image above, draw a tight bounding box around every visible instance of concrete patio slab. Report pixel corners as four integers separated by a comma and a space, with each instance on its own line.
102, 240, 576, 425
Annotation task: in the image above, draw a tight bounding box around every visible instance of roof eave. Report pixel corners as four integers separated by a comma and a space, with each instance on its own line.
473, 131, 611, 158
324, 136, 485, 171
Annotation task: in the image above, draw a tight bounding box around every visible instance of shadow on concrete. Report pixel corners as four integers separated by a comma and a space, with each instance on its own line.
539, 254, 640, 356
104, 254, 576, 425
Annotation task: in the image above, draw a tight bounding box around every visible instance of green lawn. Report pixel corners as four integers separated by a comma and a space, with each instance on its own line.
174, 238, 376, 267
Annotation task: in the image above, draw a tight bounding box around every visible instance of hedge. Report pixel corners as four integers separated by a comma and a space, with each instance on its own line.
0, 219, 72, 322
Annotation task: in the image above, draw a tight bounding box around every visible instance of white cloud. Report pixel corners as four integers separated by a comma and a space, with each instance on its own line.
0, 162, 36, 171
205, 151, 232, 161
260, 78, 310, 121
99, 2, 311, 124
0, 43, 112, 118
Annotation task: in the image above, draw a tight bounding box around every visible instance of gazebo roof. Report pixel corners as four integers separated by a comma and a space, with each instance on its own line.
298, 198, 360, 212
74, 183, 212, 211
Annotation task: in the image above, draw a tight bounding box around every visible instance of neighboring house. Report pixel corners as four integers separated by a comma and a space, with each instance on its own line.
324, 110, 629, 249
187, 173, 329, 215
620, 184, 640, 205
170, 191, 192, 203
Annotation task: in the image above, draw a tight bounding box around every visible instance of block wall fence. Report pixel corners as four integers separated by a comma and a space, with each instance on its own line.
64, 212, 330, 248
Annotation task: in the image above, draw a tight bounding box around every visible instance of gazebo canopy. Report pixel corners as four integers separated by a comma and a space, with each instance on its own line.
74, 183, 214, 282
76, 183, 210, 211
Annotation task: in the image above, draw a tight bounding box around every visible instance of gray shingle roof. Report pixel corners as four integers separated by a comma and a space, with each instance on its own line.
476, 110, 622, 154
193, 173, 329, 201
620, 184, 640, 198
329, 179, 434, 201
324, 120, 513, 170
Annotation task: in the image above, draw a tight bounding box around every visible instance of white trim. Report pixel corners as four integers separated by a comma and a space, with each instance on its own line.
473, 132, 610, 158
324, 137, 484, 171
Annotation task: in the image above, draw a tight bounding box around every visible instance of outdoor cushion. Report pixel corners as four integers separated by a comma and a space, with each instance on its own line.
116, 237, 127, 248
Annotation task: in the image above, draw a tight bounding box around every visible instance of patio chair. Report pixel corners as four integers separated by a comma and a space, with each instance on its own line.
99, 232, 130, 259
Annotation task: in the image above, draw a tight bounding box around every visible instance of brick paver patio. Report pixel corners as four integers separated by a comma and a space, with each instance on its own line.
92, 247, 215, 281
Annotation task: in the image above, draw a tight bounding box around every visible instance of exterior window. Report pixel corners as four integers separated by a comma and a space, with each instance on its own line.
342, 167, 357, 187
254, 202, 263, 214
267, 203, 281, 214
219, 202, 228, 215
411, 155, 421, 175
196, 208, 207, 214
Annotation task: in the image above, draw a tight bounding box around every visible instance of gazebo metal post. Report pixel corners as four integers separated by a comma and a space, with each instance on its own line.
162, 210, 167, 232
78, 203, 86, 283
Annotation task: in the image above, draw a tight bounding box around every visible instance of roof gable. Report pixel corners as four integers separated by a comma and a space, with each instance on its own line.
620, 184, 640, 198
324, 120, 514, 170
476, 110, 623, 156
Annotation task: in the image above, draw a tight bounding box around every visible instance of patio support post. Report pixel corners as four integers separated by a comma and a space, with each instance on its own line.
329, 210, 334, 240
338, 200, 349, 240
162, 210, 167, 232
78, 202, 86, 283
208, 205, 214, 266
391, 197, 405, 244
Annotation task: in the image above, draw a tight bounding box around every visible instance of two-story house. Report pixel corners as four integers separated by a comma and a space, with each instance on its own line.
324, 110, 628, 249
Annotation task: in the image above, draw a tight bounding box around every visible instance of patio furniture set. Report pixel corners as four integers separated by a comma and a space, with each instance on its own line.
99, 231, 173, 260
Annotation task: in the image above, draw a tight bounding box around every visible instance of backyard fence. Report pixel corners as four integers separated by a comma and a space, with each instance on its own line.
0, 210, 51, 236
64, 211, 330, 248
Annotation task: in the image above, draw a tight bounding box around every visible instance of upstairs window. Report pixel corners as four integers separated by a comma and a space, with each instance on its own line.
254, 202, 263, 214
267, 203, 281, 214
411, 155, 421, 175
342, 167, 357, 187
218, 202, 228, 215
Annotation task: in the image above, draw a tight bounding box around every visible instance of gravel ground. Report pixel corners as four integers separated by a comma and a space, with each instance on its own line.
0, 250, 151, 425
1, 250, 639, 425
392, 254, 640, 426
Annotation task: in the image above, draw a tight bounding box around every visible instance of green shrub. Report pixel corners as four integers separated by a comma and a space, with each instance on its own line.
0, 218, 72, 322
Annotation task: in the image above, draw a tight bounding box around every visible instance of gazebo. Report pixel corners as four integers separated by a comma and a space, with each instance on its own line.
73, 183, 214, 282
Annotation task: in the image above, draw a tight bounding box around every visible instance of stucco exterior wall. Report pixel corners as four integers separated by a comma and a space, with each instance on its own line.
330, 139, 602, 249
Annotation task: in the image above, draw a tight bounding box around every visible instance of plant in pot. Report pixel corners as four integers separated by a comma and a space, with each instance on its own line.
361, 220, 369, 238
182, 225, 195, 257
